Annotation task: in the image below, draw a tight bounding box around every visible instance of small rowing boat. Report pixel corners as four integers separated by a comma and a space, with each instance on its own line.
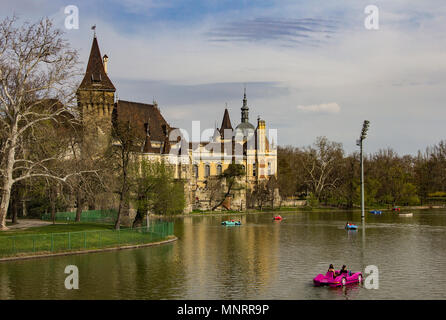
221, 220, 241, 226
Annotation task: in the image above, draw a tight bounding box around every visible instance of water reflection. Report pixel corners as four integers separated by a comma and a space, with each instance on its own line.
0, 209, 446, 299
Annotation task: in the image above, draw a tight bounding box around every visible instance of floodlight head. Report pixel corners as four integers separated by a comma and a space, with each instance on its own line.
360, 120, 370, 140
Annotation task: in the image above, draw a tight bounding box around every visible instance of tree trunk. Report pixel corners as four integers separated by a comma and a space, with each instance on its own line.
75, 188, 83, 222
0, 187, 12, 230
271, 191, 275, 210
132, 208, 144, 228
22, 201, 27, 217
115, 180, 127, 230
0, 138, 16, 230
0, 176, 13, 230
48, 185, 58, 224
115, 191, 124, 230
51, 192, 56, 225
212, 180, 233, 211
12, 194, 19, 224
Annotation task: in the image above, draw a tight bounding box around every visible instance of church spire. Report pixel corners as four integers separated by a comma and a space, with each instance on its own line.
241, 87, 249, 123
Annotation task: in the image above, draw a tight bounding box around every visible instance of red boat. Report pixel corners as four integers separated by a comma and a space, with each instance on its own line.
273, 215, 283, 221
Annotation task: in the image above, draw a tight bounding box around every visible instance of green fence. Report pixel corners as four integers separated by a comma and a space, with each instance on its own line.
0, 221, 174, 258
41, 209, 118, 223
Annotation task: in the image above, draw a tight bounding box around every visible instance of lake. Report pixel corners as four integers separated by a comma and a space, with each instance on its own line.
1, 209, 445, 299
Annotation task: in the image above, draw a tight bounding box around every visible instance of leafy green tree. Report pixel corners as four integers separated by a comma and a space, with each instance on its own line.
131, 159, 185, 227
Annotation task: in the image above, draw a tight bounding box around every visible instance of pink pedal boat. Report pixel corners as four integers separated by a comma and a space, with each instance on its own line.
313, 270, 363, 287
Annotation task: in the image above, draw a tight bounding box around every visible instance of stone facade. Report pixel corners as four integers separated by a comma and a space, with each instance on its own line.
78, 35, 279, 215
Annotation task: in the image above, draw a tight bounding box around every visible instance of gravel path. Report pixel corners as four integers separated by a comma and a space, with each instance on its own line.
6, 219, 53, 230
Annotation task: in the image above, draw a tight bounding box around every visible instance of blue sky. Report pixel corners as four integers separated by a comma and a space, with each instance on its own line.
2, 0, 446, 155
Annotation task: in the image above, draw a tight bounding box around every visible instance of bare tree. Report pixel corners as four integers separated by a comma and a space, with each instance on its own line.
205, 176, 223, 209
107, 120, 144, 229
251, 180, 270, 211
0, 17, 89, 230
211, 163, 245, 211
66, 125, 109, 222
301, 136, 344, 201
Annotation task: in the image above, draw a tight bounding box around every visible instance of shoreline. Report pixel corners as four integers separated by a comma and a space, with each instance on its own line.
157, 205, 445, 219
0, 236, 177, 263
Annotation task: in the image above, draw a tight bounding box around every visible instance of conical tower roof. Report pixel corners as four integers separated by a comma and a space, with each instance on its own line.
78, 36, 115, 92
220, 108, 233, 131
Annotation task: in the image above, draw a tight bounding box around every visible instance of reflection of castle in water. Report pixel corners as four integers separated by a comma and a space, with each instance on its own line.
177, 216, 280, 297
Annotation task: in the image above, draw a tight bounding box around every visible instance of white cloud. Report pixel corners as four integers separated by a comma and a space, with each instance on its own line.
297, 103, 340, 114
5, 1, 446, 154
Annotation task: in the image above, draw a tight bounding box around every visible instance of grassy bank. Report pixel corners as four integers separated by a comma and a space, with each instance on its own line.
0, 222, 174, 259
0, 222, 115, 237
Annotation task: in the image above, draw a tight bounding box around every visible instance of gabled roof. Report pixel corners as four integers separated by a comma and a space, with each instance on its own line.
113, 100, 171, 143
78, 36, 115, 92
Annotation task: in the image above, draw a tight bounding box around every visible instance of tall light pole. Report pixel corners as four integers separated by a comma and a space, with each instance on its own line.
356, 120, 370, 219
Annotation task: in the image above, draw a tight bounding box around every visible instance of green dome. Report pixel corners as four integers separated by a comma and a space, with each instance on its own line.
235, 122, 255, 138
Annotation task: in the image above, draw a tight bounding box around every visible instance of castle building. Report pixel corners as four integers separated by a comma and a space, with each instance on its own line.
78, 34, 277, 212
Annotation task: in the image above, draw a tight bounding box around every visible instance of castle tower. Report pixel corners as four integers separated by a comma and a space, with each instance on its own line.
241, 88, 249, 123
235, 88, 255, 139
77, 34, 116, 151
256, 117, 266, 153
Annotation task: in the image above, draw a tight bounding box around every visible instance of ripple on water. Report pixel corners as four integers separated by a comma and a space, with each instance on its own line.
1, 210, 446, 299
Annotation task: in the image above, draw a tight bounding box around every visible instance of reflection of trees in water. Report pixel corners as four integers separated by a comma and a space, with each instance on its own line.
0, 243, 181, 299
2, 210, 445, 299
125, 244, 181, 299
212, 219, 280, 299
177, 215, 280, 299
0, 255, 86, 299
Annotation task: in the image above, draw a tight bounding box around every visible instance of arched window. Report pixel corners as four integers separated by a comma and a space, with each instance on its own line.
205, 164, 210, 177
268, 162, 272, 175
193, 165, 199, 178
217, 164, 222, 175
253, 163, 256, 177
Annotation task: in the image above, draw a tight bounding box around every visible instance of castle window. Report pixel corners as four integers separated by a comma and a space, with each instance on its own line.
193, 165, 199, 178
217, 164, 222, 176
268, 162, 272, 175
204, 164, 210, 177
253, 163, 256, 177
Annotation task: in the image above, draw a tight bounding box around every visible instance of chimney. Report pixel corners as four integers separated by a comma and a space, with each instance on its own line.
103, 54, 109, 74
153, 98, 158, 110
